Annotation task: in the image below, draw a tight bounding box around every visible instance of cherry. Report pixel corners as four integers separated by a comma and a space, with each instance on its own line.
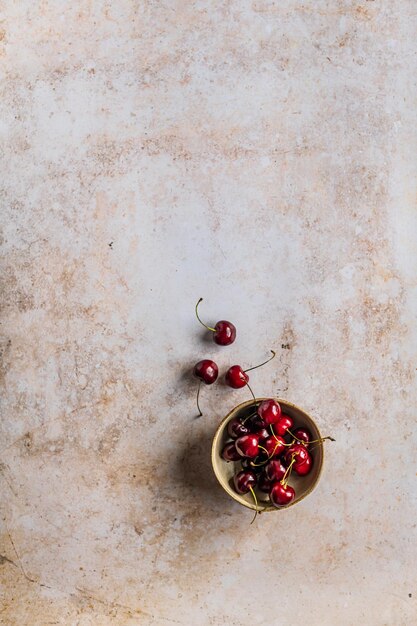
225, 365, 249, 389
213, 321, 236, 346
225, 350, 276, 395
270, 482, 295, 507
234, 470, 257, 494
221, 442, 241, 462
235, 434, 259, 458
255, 427, 270, 442
227, 418, 249, 439
241, 454, 267, 473
244, 414, 266, 432
193, 359, 218, 417
264, 459, 286, 483
193, 359, 218, 384
195, 298, 236, 346
285, 443, 309, 465
274, 414, 294, 436
293, 453, 313, 476
292, 427, 312, 446
264, 434, 286, 458
258, 472, 272, 493
257, 399, 282, 425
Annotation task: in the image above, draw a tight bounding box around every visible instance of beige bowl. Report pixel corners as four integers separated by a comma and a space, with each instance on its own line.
211, 398, 324, 511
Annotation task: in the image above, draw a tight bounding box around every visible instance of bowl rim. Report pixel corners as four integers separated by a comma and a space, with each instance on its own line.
211, 397, 324, 512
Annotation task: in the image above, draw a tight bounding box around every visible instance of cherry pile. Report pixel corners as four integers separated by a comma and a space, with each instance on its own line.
221, 399, 334, 516
191, 298, 334, 519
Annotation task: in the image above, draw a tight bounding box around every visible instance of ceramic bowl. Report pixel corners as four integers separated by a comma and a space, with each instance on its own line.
211, 398, 324, 511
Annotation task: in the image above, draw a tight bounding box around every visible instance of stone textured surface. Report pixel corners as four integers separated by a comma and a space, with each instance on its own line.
1, 2, 417, 624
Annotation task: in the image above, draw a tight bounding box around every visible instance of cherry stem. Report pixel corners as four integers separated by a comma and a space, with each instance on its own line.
271, 441, 292, 457
244, 350, 276, 373
249, 486, 259, 524
242, 411, 257, 424
246, 383, 258, 406
282, 457, 296, 486
309, 437, 335, 453
288, 429, 335, 446
270, 424, 292, 446
258, 445, 269, 455
251, 457, 269, 467
195, 298, 216, 332
196, 380, 203, 417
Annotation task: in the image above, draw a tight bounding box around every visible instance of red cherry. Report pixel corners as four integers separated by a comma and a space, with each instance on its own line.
235, 434, 259, 458
285, 443, 309, 465
274, 414, 294, 436
270, 482, 295, 507
241, 452, 268, 473
263, 435, 286, 458
227, 418, 249, 439
195, 298, 236, 346
193, 359, 218, 384
257, 399, 282, 425
258, 472, 272, 493
225, 351, 277, 391
213, 320, 236, 346
255, 427, 270, 443
264, 459, 286, 483
221, 442, 241, 462
234, 470, 256, 494
245, 414, 266, 432
292, 428, 312, 446
293, 452, 313, 476
225, 365, 249, 389
193, 359, 219, 417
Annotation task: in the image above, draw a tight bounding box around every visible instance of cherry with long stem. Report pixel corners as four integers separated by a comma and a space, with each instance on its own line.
195, 298, 236, 345
193, 359, 218, 418
225, 351, 276, 392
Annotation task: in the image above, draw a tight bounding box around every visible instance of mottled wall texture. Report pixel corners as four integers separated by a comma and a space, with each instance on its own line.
1, 2, 417, 625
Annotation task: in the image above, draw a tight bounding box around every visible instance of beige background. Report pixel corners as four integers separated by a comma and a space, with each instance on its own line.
1, 2, 417, 625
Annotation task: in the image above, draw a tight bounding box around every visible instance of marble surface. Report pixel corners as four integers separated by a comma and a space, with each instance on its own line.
1, 2, 417, 624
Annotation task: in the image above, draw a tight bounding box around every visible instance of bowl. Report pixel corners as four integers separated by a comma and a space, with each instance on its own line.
211, 398, 324, 511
